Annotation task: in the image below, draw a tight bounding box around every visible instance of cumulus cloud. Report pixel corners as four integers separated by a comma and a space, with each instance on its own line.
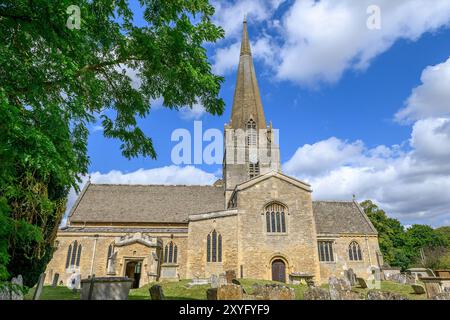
283, 58, 450, 226
179, 103, 206, 120
213, 0, 450, 85
396, 57, 450, 122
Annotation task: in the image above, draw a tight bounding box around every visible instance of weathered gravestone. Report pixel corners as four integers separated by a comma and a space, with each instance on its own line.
216, 284, 244, 300
328, 277, 361, 300
251, 284, 296, 300
411, 284, 426, 295
206, 288, 218, 300
423, 281, 442, 299
367, 290, 408, 300
357, 277, 368, 289
52, 273, 59, 287
149, 284, 165, 300
303, 287, 331, 300
33, 273, 46, 300
218, 273, 227, 287
11, 275, 24, 300
344, 269, 357, 286
431, 292, 450, 300
225, 270, 237, 284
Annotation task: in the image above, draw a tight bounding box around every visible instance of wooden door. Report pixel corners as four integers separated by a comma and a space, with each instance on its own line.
271, 259, 286, 283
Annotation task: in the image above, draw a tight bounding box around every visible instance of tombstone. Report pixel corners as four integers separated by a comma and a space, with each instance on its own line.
411, 284, 426, 295
67, 273, 81, 290
251, 284, 295, 300
218, 273, 227, 287
423, 282, 442, 299
32, 273, 46, 300
11, 275, 24, 300
357, 277, 368, 289
216, 284, 244, 300
206, 288, 218, 300
367, 290, 408, 300
344, 269, 357, 286
330, 276, 361, 300
149, 284, 165, 300
225, 270, 237, 284
210, 274, 219, 288
52, 273, 60, 287
303, 287, 331, 300
431, 292, 450, 300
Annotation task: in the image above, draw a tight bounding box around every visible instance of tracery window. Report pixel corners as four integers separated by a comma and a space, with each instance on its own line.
164, 241, 178, 263
348, 241, 363, 261
66, 240, 82, 268
318, 241, 334, 262
206, 230, 222, 262
265, 203, 287, 233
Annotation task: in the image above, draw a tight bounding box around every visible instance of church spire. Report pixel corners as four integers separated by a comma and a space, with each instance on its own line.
229, 18, 266, 130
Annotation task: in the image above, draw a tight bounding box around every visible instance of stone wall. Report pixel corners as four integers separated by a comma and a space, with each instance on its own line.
235, 176, 321, 283
318, 235, 381, 281
186, 214, 238, 279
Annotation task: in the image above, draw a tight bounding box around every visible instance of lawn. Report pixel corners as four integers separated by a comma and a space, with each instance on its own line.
24, 279, 426, 300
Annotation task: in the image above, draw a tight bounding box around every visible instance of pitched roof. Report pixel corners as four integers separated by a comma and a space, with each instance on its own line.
313, 201, 377, 235
68, 183, 224, 224
229, 19, 266, 130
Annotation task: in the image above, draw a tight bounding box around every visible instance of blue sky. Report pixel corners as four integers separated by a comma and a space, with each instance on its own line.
72, 1, 450, 227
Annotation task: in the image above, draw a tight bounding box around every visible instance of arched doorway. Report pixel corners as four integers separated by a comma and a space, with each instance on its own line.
125, 260, 142, 288
271, 259, 286, 283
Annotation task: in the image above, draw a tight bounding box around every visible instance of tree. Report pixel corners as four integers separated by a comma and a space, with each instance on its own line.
0, 0, 224, 287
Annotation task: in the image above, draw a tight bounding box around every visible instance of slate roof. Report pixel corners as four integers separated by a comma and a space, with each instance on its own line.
68, 184, 377, 235
68, 183, 225, 224
313, 201, 377, 235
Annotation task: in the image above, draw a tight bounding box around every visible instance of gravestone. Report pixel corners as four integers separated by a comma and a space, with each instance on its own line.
206, 288, 218, 300
431, 292, 450, 300
217, 284, 244, 300
218, 273, 227, 286
149, 284, 165, 300
411, 284, 426, 295
329, 277, 360, 300
210, 274, 219, 288
11, 275, 24, 300
52, 273, 59, 287
225, 270, 237, 284
357, 277, 368, 289
367, 290, 408, 300
423, 282, 442, 299
303, 287, 330, 300
344, 269, 357, 286
33, 273, 46, 300
251, 284, 295, 300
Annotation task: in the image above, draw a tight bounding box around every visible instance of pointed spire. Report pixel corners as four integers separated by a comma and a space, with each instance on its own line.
230, 18, 266, 130
240, 15, 251, 56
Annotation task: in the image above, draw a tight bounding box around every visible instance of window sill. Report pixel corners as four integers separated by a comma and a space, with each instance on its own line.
161, 263, 179, 267
266, 232, 288, 236
319, 261, 336, 264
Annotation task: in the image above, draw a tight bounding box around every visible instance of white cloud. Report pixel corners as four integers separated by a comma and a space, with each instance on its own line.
284, 58, 450, 226
179, 103, 206, 120
213, 0, 450, 85
396, 57, 450, 122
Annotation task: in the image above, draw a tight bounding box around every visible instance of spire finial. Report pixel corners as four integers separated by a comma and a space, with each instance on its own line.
240, 15, 251, 56
243, 14, 246, 23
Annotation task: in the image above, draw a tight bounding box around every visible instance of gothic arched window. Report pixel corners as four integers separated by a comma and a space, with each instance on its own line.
206, 230, 222, 262
66, 240, 82, 268
265, 203, 287, 233
318, 241, 334, 262
349, 241, 363, 261
246, 119, 257, 146
164, 241, 178, 264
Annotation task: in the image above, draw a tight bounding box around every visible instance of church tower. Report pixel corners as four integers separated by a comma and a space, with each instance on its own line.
223, 18, 281, 205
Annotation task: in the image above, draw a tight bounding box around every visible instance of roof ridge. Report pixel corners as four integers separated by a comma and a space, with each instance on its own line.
89, 183, 220, 188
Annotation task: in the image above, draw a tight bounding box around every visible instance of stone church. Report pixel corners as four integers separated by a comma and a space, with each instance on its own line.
45, 20, 383, 288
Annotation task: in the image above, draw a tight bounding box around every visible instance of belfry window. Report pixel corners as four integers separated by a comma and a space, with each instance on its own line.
206, 230, 222, 263
66, 240, 82, 269
249, 162, 260, 178
164, 241, 178, 264
348, 241, 363, 261
246, 119, 257, 146
265, 203, 287, 233
318, 241, 334, 262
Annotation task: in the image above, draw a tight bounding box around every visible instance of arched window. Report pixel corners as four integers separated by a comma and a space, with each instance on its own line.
318, 241, 334, 262
265, 203, 287, 233
348, 241, 363, 261
206, 230, 222, 262
164, 241, 178, 264
246, 119, 257, 146
66, 240, 82, 268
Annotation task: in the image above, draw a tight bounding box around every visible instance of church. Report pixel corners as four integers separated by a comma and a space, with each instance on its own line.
45, 20, 383, 288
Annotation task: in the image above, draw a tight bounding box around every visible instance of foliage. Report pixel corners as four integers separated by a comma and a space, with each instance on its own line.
0, 0, 224, 286
361, 200, 449, 270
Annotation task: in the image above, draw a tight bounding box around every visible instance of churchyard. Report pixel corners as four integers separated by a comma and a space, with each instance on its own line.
24, 278, 427, 300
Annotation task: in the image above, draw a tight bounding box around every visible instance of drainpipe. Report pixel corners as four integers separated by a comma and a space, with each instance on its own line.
90, 235, 99, 276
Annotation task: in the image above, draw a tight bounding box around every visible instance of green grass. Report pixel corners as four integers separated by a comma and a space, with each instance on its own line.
24, 286, 80, 300
23, 279, 427, 300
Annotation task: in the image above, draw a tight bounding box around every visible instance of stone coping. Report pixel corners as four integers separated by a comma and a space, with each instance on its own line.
81, 277, 134, 283
420, 277, 450, 281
